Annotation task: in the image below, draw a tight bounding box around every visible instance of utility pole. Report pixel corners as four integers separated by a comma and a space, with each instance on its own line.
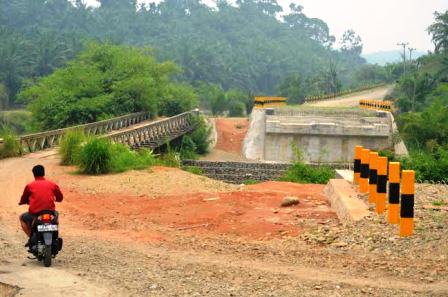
397, 42, 409, 76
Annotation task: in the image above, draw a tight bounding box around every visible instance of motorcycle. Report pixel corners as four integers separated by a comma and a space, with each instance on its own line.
28, 210, 63, 267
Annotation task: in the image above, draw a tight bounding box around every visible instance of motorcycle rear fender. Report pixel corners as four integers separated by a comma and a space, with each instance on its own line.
42, 232, 53, 245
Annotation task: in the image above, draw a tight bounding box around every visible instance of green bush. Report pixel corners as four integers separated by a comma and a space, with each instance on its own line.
160, 151, 181, 168
77, 137, 161, 174
59, 129, 85, 165
280, 144, 335, 184
400, 147, 448, 183
78, 138, 113, 174
0, 127, 21, 158
280, 162, 335, 184
228, 101, 245, 117
378, 150, 396, 162
110, 145, 159, 172
180, 135, 198, 160
189, 116, 211, 155
0, 110, 33, 135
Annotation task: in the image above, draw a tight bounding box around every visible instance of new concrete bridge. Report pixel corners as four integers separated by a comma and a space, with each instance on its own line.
242, 85, 408, 164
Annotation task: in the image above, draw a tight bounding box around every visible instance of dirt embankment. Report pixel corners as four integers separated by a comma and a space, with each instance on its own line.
201, 117, 249, 161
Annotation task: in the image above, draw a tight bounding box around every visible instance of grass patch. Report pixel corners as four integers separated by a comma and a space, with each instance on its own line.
59, 129, 85, 165
0, 127, 22, 158
76, 137, 162, 174
77, 138, 113, 174
280, 163, 335, 184
432, 200, 447, 207
279, 145, 335, 184
110, 145, 159, 172
183, 166, 203, 175
159, 151, 181, 168
243, 179, 259, 185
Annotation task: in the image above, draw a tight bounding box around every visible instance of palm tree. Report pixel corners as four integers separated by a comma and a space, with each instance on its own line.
427, 10, 448, 53
0, 30, 34, 101
33, 33, 72, 77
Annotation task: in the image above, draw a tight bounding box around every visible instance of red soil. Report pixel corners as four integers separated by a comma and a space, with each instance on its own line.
214, 118, 249, 154
60, 179, 336, 242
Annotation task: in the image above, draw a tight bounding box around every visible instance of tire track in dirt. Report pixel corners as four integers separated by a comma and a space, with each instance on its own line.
121, 245, 448, 295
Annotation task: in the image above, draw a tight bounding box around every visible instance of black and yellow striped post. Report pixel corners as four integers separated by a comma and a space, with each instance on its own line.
400, 170, 415, 237
376, 156, 388, 214
353, 145, 363, 185
359, 149, 370, 193
388, 162, 401, 224
368, 152, 379, 204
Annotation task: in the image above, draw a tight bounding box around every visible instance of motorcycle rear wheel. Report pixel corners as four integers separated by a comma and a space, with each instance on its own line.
43, 245, 52, 267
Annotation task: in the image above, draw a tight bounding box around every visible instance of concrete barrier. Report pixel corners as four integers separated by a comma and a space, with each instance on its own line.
324, 179, 369, 224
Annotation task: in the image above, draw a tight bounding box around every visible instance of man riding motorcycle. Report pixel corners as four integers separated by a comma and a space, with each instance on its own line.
18, 165, 63, 247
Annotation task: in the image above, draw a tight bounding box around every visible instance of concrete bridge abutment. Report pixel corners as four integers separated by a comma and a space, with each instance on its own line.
243, 108, 401, 164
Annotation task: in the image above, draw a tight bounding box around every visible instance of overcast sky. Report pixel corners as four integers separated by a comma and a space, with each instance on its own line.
85, 0, 446, 54
284, 0, 447, 53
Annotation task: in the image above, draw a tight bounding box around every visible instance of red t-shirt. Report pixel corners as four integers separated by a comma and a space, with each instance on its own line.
19, 177, 63, 214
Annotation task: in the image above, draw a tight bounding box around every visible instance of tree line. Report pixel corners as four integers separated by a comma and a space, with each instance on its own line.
389, 10, 448, 182
0, 0, 370, 114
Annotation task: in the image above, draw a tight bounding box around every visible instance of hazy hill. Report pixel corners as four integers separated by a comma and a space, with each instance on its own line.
363, 50, 425, 65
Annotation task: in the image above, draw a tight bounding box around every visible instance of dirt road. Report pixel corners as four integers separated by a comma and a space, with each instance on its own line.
0, 150, 447, 296
201, 117, 249, 161
307, 85, 394, 107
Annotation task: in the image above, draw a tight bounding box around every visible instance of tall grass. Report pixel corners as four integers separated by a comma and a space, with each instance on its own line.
280, 162, 335, 184
110, 144, 160, 172
279, 145, 335, 184
0, 127, 21, 158
59, 129, 85, 165
78, 138, 113, 174
77, 137, 161, 174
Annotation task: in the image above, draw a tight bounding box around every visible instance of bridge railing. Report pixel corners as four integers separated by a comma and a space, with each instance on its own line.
0, 112, 149, 153
107, 110, 200, 149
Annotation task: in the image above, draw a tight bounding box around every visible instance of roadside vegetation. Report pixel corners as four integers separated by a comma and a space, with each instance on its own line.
280, 147, 335, 184
58, 115, 211, 175
0, 127, 22, 158
59, 129, 85, 166
385, 10, 448, 182
0, 110, 33, 135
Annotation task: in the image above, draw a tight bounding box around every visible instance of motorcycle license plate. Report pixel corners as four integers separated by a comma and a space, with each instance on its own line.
37, 225, 58, 232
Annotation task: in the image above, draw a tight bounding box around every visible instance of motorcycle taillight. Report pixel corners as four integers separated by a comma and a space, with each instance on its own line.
39, 214, 53, 223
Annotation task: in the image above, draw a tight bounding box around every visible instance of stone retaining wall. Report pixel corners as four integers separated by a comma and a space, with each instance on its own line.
182, 160, 291, 184
182, 160, 350, 184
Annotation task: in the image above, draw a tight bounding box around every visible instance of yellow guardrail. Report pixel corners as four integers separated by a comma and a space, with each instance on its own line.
254, 97, 287, 109
359, 99, 393, 111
